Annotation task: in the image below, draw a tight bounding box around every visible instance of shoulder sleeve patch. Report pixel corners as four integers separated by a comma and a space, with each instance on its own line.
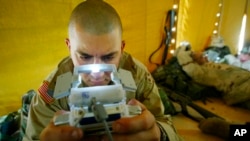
38, 81, 55, 104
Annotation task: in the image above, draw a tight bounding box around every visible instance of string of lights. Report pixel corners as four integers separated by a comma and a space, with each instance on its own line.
212, 0, 224, 36
169, 1, 179, 55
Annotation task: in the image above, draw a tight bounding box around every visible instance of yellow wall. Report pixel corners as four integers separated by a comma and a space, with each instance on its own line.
0, 0, 173, 116
178, 0, 250, 53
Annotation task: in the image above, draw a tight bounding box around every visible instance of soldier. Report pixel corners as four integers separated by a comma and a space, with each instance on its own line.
23, 0, 182, 141
175, 43, 250, 108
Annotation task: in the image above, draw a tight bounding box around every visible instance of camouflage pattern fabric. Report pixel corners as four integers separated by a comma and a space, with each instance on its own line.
158, 87, 177, 115
0, 111, 21, 141
0, 89, 35, 141
152, 57, 221, 101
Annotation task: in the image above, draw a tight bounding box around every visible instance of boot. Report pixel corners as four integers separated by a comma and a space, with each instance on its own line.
198, 117, 230, 139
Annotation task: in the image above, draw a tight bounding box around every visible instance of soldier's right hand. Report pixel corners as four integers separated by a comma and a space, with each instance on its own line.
40, 110, 101, 141
40, 120, 83, 141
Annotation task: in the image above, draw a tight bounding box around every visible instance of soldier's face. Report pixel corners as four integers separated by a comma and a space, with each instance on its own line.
66, 25, 124, 86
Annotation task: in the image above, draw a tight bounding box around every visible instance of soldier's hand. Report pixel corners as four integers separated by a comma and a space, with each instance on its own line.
101, 99, 161, 141
39, 111, 83, 141
192, 52, 208, 65
40, 121, 82, 141
40, 110, 104, 141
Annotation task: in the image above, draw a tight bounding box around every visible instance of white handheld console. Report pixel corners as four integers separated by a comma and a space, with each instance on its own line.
53, 64, 141, 137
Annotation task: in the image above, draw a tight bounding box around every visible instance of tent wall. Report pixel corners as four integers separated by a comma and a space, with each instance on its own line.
177, 0, 250, 53
0, 0, 249, 115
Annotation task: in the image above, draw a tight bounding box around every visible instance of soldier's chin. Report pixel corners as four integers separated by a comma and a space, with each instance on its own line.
88, 80, 109, 86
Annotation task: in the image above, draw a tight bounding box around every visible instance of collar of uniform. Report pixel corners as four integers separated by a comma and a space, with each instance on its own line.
119, 52, 136, 74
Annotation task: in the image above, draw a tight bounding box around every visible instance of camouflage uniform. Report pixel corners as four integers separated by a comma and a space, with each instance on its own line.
176, 46, 250, 106
22, 52, 182, 141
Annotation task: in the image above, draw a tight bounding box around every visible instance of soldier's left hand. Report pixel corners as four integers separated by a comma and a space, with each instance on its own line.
101, 99, 161, 141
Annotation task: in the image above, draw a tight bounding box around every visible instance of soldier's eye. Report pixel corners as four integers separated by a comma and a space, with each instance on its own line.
80, 55, 92, 60
101, 55, 114, 62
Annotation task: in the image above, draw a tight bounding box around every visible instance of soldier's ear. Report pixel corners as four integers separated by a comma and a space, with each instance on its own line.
65, 38, 71, 50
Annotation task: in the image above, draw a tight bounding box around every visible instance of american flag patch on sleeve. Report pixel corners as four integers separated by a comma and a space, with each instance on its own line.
38, 81, 54, 104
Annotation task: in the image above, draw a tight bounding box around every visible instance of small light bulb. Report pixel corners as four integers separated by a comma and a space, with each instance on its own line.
172, 27, 176, 32
173, 4, 178, 9
171, 39, 176, 44
170, 49, 175, 54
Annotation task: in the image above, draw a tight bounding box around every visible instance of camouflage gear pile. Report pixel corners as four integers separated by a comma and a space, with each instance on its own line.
158, 87, 177, 115
152, 57, 220, 101
0, 111, 21, 141
0, 90, 35, 141
177, 45, 250, 108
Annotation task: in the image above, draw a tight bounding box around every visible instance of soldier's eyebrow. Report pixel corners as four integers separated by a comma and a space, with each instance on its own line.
101, 52, 118, 58
78, 51, 92, 57
75, 50, 92, 57
77, 50, 118, 57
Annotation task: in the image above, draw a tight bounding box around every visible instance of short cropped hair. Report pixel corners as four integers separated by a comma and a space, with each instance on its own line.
68, 0, 123, 37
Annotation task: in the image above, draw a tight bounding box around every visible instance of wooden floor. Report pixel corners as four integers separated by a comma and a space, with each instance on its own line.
172, 97, 250, 141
